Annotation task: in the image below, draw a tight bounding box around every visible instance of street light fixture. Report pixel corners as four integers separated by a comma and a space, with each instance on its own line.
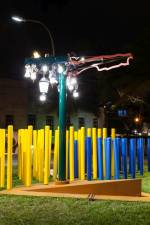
24, 53, 133, 182
11, 15, 55, 56
12, 14, 133, 182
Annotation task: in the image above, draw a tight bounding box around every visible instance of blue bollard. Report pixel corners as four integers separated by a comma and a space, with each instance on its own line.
86, 137, 92, 180
137, 138, 140, 171
97, 137, 103, 180
121, 138, 127, 179
114, 138, 120, 179
139, 138, 144, 176
74, 140, 78, 178
85, 138, 87, 174
105, 138, 111, 180
147, 138, 150, 172
129, 138, 136, 178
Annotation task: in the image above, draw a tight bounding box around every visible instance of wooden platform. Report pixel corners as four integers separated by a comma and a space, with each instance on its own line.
28, 179, 142, 197
2, 178, 150, 202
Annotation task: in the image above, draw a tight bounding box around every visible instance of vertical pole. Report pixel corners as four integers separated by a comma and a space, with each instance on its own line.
121, 138, 127, 179
87, 128, 92, 180
7, 125, 13, 190
0, 129, 5, 188
103, 128, 107, 177
80, 127, 85, 180
74, 131, 78, 178
105, 137, 111, 180
69, 126, 74, 181
44, 126, 50, 184
92, 128, 97, 179
147, 138, 150, 172
113, 138, 120, 180
111, 128, 116, 177
58, 71, 66, 181
66, 130, 69, 180
130, 138, 136, 179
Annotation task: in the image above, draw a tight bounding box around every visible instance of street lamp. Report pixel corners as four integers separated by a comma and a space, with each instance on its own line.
11, 15, 55, 56
24, 53, 133, 182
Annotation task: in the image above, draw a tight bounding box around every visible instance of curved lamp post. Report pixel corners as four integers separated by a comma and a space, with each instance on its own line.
11, 14, 133, 183
11, 16, 55, 56
24, 53, 133, 182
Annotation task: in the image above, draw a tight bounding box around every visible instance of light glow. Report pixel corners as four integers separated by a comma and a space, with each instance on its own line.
73, 90, 79, 98
58, 64, 64, 74
33, 51, 41, 58
11, 16, 24, 22
42, 65, 48, 73
39, 77, 49, 93
39, 93, 46, 102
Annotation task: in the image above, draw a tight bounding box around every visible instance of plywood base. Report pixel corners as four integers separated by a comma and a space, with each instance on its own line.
28, 179, 141, 197
2, 179, 149, 202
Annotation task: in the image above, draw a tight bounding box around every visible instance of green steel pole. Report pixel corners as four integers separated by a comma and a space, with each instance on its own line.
58, 72, 66, 180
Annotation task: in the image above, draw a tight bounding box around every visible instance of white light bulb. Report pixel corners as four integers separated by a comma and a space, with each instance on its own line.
70, 77, 77, 85
11, 16, 24, 22
42, 65, 48, 73
33, 51, 41, 58
39, 77, 49, 93
68, 85, 74, 91
80, 57, 85, 62
39, 93, 46, 102
73, 90, 79, 98
30, 72, 36, 81
24, 71, 30, 78
58, 64, 64, 74
50, 77, 58, 85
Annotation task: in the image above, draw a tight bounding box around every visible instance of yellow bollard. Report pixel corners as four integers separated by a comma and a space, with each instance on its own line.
17, 129, 22, 180
39, 129, 44, 182
21, 129, 26, 184
28, 125, 33, 179
44, 126, 50, 185
66, 130, 69, 180
78, 129, 81, 179
7, 125, 13, 190
69, 126, 74, 181
80, 127, 85, 180
103, 128, 107, 178
92, 128, 97, 179
111, 128, 116, 177
98, 128, 102, 138
26, 129, 32, 187
0, 129, 5, 188
36, 130, 41, 181
49, 130, 52, 177
53, 129, 59, 180
33, 130, 37, 178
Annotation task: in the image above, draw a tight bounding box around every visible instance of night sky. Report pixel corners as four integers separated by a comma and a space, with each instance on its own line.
0, 0, 150, 113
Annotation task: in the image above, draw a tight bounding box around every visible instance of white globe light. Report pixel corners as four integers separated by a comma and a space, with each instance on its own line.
68, 85, 74, 91
30, 72, 37, 81
50, 77, 58, 85
42, 65, 48, 73
70, 77, 77, 85
39, 77, 49, 93
24, 71, 30, 78
58, 64, 64, 74
39, 93, 46, 102
11, 16, 24, 22
73, 90, 79, 98
33, 51, 41, 58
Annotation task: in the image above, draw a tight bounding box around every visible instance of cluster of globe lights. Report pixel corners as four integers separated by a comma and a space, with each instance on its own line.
24, 53, 79, 102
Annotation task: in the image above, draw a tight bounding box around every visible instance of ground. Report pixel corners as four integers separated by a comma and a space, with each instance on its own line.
0, 169, 150, 225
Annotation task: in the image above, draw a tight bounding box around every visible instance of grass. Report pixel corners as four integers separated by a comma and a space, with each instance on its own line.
0, 167, 150, 225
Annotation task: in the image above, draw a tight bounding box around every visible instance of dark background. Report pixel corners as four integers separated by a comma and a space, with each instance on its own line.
0, 0, 150, 120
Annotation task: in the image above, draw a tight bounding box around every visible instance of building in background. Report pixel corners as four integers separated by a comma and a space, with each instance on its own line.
0, 78, 104, 132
